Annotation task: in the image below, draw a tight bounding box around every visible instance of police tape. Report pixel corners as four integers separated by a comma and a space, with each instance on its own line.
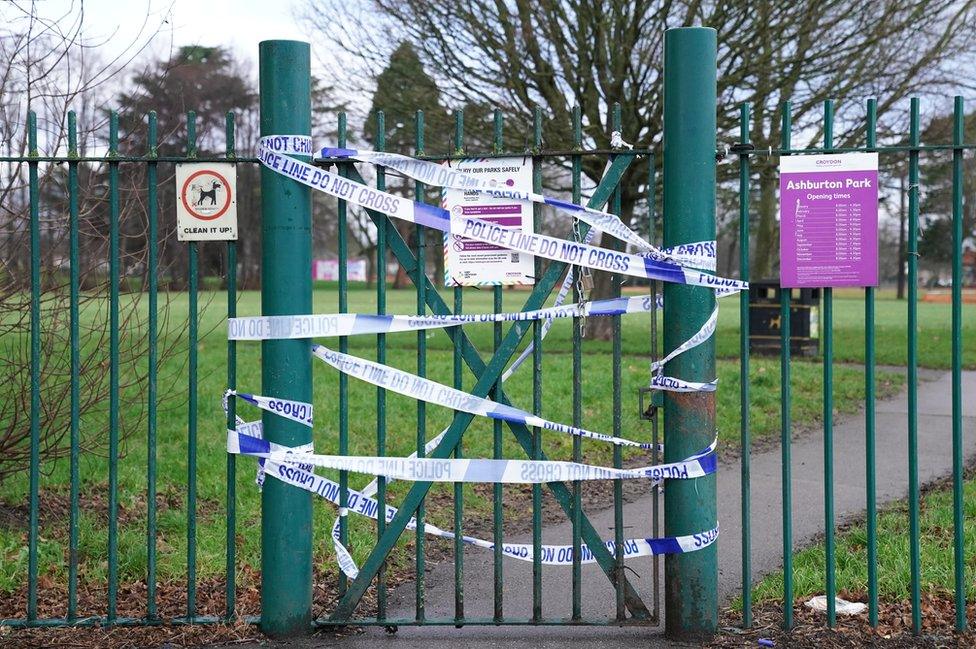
227, 428, 716, 483
228, 425, 718, 572
318, 146, 716, 272
258, 136, 747, 291
311, 343, 654, 449
230, 295, 669, 341
226, 390, 313, 427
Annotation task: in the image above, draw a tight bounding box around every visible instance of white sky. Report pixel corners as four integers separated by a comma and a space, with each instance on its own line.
8, 0, 315, 72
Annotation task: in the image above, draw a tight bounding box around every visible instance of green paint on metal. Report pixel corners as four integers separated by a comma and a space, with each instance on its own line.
337, 111, 350, 599
107, 111, 121, 624
414, 108, 428, 623
779, 100, 795, 630
823, 99, 836, 628
662, 27, 718, 640
950, 95, 967, 633
907, 97, 922, 635
258, 39, 313, 637
531, 106, 544, 623
27, 110, 41, 623
224, 110, 238, 622
146, 110, 159, 621
186, 111, 199, 620
67, 110, 81, 622
864, 98, 878, 628
570, 103, 584, 623
375, 109, 389, 620
452, 108, 465, 625
738, 102, 752, 630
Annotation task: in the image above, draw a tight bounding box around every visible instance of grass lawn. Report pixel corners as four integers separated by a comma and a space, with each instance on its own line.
751, 475, 976, 604
0, 283, 922, 598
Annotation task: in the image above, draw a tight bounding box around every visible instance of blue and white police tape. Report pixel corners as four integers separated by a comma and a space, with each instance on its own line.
311, 343, 653, 449
227, 429, 716, 483
318, 146, 716, 272
646, 304, 719, 392
230, 295, 666, 341
258, 136, 747, 291
650, 374, 718, 393
228, 427, 718, 574
226, 390, 314, 427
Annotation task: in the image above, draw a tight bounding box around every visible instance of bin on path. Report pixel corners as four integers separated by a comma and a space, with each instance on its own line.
748, 281, 820, 356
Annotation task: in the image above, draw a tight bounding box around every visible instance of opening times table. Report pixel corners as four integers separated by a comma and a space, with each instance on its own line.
779, 153, 879, 288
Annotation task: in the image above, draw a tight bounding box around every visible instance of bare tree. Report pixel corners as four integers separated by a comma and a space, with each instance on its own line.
0, 2, 174, 482
302, 0, 976, 337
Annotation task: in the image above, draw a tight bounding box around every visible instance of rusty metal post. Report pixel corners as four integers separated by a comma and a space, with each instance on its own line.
662, 26, 719, 640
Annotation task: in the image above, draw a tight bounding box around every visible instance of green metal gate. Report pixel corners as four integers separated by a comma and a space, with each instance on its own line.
2, 26, 973, 641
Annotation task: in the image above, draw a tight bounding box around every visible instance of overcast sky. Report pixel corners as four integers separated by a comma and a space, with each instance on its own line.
9, 0, 315, 73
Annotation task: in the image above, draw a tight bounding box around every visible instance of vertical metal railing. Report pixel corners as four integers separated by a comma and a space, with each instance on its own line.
224, 110, 238, 621
738, 102, 753, 630
186, 110, 200, 621
375, 109, 390, 620
452, 109, 465, 625
570, 104, 584, 623
906, 97, 922, 634
414, 109, 428, 623
610, 103, 627, 623
949, 95, 966, 633
491, 109, 505, 622
27, 110, 41, 623
864, 98, 879, 628
146, 111, 160, 622
530, 106, 544, 622
375, 110, 390, 620
107, 110, 121, 624
778, 99, 794, 630
820, 99, 837, 628
67, 110, 82, 621
337, 112, 351, 599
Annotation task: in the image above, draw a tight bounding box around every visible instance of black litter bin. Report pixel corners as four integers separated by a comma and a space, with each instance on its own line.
748, 281, 820, 356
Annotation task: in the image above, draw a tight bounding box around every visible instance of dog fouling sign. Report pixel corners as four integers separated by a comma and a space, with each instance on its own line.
175, 163, 238, 241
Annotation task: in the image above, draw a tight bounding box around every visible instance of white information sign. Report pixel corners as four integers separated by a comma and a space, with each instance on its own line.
443, 157, 534, 286
176, 162, 238, 241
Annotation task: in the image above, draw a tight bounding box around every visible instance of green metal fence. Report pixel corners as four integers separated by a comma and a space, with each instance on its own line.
3, 92, 665, 631
734, 96, 973, 634
3, 31, 973, 640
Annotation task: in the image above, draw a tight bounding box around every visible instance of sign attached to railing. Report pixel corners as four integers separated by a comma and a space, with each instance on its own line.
176, 162, 238, 241
443, 157, 535, 286
779, 153, 878, 287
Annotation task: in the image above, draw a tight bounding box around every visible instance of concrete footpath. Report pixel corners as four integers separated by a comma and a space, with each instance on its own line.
252, 369, 976, 648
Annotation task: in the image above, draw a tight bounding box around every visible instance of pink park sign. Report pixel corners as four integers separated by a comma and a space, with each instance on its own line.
779, 153, 879, 288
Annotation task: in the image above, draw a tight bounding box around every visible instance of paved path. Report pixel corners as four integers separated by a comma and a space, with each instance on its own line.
248, 369, 976, 648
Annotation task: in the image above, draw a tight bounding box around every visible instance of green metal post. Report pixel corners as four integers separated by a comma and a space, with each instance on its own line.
738, 102, 752, 630
662, 27, 718, 640
258, 40, 313, 637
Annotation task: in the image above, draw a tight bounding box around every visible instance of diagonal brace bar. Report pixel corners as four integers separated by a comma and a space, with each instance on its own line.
329, 156, 647, 621
373, 195, 650, 619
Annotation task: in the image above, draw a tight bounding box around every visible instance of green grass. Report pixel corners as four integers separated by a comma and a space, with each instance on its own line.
0, 284, 914, 596
752, 476, 976, 603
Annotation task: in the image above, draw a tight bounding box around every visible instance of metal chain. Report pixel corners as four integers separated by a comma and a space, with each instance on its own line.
573, 217, 593, 337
